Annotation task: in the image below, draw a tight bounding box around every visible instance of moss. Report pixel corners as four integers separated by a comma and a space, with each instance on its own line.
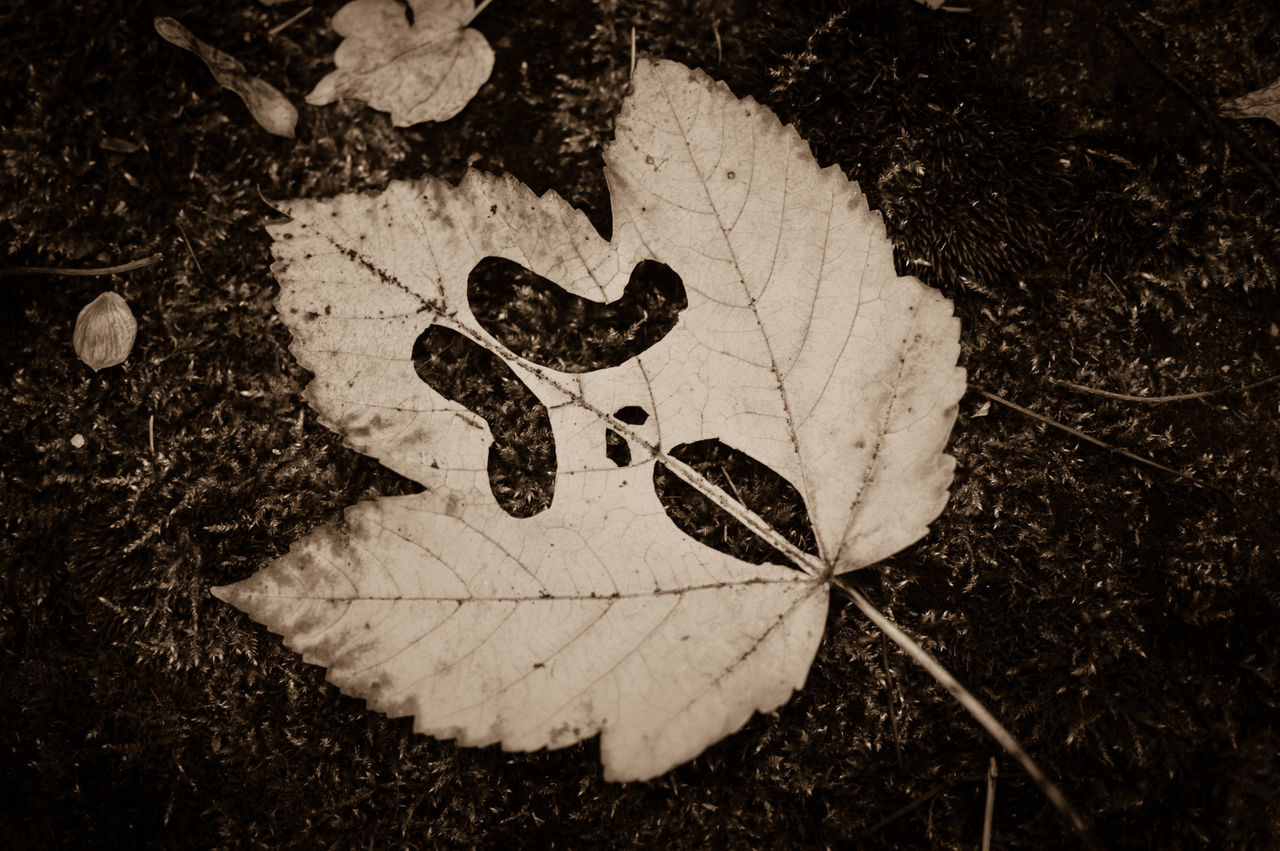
2, 0, 1278, 847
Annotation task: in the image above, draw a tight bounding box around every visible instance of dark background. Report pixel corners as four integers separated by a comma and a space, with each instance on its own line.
2, 0, 1278, 847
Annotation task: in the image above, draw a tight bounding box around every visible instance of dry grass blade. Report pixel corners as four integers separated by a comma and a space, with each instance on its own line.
1109, 22, 1280, 194
976, 388, 1202, 486
864, 775, 982, 837
982, 756, 998, 851
1052, 373, 1280, 403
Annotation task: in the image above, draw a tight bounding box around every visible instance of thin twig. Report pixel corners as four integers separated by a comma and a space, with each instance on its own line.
976, 388, 1202, 486
0, 253, 162, 278
1051, 373, 1280, 404
1109, 23, 1280, 194
834, 575, 1099, 849
864, 775, 983, 837
982, 757, 998, 851
267, 4, 312, 38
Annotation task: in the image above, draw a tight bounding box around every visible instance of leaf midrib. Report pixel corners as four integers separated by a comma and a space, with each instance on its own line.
319, 230, 830, 580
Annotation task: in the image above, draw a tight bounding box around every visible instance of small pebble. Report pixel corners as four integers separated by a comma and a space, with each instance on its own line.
71, 433, 86, 448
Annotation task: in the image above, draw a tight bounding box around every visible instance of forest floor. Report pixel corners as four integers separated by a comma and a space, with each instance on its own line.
2, 0, 1278, 847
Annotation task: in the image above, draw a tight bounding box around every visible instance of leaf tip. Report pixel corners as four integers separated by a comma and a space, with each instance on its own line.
210, 582, 249, 608
305, 73, 340, 108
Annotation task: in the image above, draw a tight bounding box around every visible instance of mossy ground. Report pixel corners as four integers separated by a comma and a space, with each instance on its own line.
2, 0, 1278, 847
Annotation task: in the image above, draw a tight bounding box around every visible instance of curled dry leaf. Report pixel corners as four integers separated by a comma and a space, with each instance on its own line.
155, 16, 298, 137
74, 291, 137, 371
1220, 74, 1280, 127
215, 58, 964, 781
305, 0, 494, 125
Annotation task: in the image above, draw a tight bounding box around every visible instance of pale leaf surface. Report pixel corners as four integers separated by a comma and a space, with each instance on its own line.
305, 0, 493, 125
215, 57, 965, 780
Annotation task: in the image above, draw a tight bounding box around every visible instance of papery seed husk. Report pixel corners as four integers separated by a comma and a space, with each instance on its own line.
74, 291, 137, 371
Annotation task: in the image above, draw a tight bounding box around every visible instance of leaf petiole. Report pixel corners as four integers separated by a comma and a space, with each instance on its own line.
833, 574, 1100, 849
462, 0, 495, 27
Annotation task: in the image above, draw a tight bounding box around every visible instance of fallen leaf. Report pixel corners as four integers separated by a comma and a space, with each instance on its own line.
1220, 74, 1280, 127
155, 16, 298, 138
305, 0, 493, 125
215, 57, 965, 780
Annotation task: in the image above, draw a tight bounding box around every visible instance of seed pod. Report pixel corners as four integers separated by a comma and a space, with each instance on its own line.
155, 16, 298, 138
74, 291, 137, 371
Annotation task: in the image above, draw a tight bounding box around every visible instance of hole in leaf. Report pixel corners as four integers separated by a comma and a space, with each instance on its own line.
469, 258, 687, 372
614, 405, 649, 425
654, 439, 819, 570
604, 406, 647, 468
605, 429, 630, 467
412, 325, 555, 518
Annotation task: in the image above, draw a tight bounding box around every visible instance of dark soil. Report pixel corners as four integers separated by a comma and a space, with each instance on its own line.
2, 0, 1278, 848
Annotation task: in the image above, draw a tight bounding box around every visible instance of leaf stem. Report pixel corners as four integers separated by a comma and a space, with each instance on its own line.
832, 575, 1100, 850
463, 0, 495, 27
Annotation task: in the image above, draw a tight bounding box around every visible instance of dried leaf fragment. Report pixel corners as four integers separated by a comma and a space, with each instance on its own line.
74, 291, 137, 371
216, 58, 964, 781
155, 16, 298, 137
1220, 75, 1280, 127
305, 0, 494, 125
100, 136, 141, 154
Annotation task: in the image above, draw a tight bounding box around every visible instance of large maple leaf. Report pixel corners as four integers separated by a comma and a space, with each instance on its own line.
214, 57, 965, 781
